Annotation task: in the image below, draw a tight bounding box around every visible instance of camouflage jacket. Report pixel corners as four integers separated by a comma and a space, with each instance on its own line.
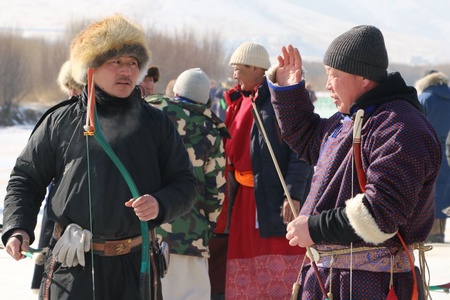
147, 95, 229, 257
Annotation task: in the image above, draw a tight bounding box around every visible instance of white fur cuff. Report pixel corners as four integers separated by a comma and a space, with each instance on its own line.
265, 66, 279, 85
345, 193, 397, 245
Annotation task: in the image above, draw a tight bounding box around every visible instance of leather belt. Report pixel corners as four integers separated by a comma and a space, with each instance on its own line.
92, 236, 143, 256
53, 222, 145, 257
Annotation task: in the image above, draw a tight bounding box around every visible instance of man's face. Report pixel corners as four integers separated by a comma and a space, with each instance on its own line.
94, 56, 140, 98
324, 66, 367, 114
140, 76, 155, 97
231, 64, 263, 92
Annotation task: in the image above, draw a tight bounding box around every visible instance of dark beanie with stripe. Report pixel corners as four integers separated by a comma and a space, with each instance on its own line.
323, 25, 388, 83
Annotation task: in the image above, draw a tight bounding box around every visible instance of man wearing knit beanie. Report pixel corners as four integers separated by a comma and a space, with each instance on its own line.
217, 41, 313, 299
266, 25, 441, 299
147, 67, 229, 300
173, 67, 211, 104
2, 14, 197, 300
323, 25, 388, 83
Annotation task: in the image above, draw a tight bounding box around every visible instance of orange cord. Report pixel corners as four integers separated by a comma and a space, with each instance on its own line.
396, 232, 418, 300
84, 68, 96, 136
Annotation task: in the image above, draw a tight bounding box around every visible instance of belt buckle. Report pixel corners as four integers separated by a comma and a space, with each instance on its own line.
104, 239, 131, 256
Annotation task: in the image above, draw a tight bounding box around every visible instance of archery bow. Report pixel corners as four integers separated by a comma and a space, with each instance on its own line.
353, 109, 418, 300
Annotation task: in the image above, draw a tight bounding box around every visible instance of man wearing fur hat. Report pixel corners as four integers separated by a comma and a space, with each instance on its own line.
148, 67, 229, 300
2, 14, 197, 300
268, 25, 441, 298
219, 42, 313, 299
415, 70, 450, 243
139, 65, 160, 98
57, 60, 84, 97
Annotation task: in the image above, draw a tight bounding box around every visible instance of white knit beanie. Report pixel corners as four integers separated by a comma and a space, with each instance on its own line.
229, 42, 270, 70
173, 68, 210, 104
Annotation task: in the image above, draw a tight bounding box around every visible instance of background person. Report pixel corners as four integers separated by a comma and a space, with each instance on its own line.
164, 79, 176, 97
139, 65, 159, 97
148, 67, 229, 300
30, 59, 84, 294
221, 41, 313, 299
305, 82, 318, 104
416, 69, 450, 243
57, 60, 84, 97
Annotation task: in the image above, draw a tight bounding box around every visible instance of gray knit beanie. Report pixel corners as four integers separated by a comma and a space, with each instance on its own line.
323, 25, 388, 83
230, 42, 271, 70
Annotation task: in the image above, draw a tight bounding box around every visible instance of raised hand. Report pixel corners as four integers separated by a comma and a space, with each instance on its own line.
276, 45, 303, 86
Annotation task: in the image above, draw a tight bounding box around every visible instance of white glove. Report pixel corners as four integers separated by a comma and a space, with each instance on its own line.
53, 223, 92, 267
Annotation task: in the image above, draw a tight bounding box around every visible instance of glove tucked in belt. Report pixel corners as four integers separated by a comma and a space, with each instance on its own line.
52, 223, 92, 267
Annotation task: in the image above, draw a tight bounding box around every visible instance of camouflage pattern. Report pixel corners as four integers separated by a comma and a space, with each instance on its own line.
147, 94, 230, 258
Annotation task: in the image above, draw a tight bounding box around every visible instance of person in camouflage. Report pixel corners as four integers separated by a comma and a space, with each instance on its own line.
147, 68, 230, 300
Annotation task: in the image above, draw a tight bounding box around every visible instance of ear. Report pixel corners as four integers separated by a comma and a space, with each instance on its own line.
361, 77, 378, 89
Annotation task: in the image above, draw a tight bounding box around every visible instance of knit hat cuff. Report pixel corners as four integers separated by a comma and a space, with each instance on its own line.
324, 51, 387, 82
229, 42, 270, 70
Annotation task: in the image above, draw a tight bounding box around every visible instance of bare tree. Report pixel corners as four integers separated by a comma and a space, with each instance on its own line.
3, 17, 450, 125
146, 28, 230, 94
0, 32, 30, 122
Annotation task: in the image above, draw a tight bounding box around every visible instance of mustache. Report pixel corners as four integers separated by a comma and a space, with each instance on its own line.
116, 76, 132, 84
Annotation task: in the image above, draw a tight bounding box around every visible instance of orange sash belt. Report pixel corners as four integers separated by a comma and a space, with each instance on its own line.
234, 170, 254, 187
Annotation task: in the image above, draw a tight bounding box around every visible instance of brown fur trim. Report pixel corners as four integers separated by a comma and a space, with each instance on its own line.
70, 14, 151, 84
415, 71, 449, 94
57, 60, 84, 93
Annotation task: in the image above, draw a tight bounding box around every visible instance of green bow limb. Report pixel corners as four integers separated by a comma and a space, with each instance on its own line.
89, 107, 151, 297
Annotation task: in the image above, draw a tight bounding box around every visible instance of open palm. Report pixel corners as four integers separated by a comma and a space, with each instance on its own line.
276, 45, 304, 86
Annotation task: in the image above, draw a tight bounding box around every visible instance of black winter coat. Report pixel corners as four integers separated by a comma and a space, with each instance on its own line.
2, 87, 197, 244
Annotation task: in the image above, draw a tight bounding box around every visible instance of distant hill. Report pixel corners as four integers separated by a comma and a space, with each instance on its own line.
3, 0, 450, 65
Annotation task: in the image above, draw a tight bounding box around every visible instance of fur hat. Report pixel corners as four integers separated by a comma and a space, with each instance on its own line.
70, 14, 151, 84
146, 65, 159, 83
229, 42, 270, 70
323, 25, 388, 83
57, 60, 84, 95
173, 68, 210, 104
